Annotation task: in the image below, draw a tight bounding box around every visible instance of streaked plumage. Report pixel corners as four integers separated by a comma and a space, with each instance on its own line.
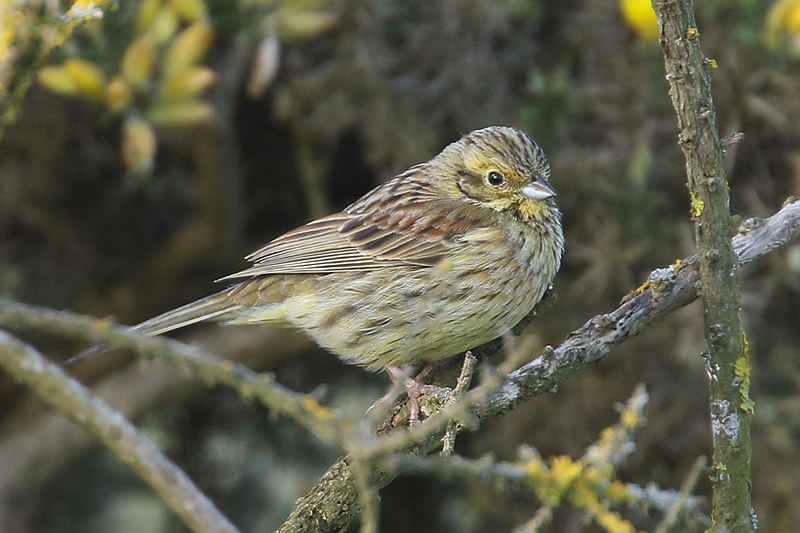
134, 126, 564, 369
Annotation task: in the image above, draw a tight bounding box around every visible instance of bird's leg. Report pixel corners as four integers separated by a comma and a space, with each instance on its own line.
386, 364, 438, 426
367, 364, 438, 425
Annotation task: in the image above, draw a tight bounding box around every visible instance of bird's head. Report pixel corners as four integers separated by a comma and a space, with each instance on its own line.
433, 126, 558, 222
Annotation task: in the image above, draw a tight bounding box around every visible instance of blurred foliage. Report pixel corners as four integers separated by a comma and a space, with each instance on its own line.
515, 385, 672, 533
31, 0, 336, 175
0, 0, 110, 127
38, 0, 215, 175
766, 0, 800, 54
1, 0, 800, 531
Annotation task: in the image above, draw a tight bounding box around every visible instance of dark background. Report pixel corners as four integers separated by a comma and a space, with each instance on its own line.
1, 0, 799, 531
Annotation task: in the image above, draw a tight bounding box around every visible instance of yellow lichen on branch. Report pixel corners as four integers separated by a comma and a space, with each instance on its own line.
734, 332, 755, 414
690, 192, 705, 218
515, 385, 648, 532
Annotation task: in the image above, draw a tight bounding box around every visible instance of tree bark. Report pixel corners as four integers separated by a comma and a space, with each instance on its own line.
651, 1, 753, 530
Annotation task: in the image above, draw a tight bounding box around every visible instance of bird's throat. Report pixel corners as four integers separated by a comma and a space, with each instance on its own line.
515, 197, 553, 221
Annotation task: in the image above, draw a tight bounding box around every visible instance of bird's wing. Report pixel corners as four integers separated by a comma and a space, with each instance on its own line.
218, 170, 479, 280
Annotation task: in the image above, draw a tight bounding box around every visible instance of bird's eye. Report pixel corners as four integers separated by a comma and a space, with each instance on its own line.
486, 171, 505, 187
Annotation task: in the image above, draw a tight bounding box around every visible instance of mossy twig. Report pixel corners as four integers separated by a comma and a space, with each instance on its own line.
651, 1, 753, 529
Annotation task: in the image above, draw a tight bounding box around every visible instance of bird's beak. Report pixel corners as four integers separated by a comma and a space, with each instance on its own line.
520, 174, 557, 200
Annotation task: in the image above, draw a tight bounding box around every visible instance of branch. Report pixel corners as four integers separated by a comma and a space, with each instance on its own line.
277, 198, 800, 532
651, 1, 752, 529
1, 200, 797, 532
0, 325, 314, 526
655, 455, 709, 533
479, 198, 800, 419
0, 306, 350, 450
0, 330, 237, 533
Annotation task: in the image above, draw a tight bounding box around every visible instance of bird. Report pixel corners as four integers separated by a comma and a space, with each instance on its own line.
102, 126, 564, 421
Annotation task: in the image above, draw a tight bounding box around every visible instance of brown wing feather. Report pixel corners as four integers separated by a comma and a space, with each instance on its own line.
218, 168, 477, 281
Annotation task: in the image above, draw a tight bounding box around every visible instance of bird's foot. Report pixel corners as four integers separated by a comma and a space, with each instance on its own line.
402, 377, 439, 426
368, 365, 445, 426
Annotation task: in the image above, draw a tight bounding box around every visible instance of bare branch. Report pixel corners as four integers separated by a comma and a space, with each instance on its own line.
441, 351, 477, 456
0, 330, 238, 533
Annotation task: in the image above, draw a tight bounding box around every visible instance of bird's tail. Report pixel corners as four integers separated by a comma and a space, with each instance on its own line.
65, 290, 240, 366
133, 290, 239, 336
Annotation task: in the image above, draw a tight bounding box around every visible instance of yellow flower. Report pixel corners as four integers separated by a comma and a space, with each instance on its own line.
121, 116, 157, 173
619, 0, 659, 42
766, 0, 800, 54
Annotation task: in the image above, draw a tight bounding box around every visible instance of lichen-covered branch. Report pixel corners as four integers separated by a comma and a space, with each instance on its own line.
1, 200, 797, 533
382, 407, 709, 533
277, 199, 799, 532
0, 330, 238, 533
0, 307, 350, 450
651, 1, 753, 530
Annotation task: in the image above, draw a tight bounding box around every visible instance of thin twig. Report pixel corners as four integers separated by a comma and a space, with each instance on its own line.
514, 506, 553, 533
441, 351, 477, 456
353, 458, 380, 533
361, 334, 537, 461
655, 455, 708, 533
0, 330, 238, 533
